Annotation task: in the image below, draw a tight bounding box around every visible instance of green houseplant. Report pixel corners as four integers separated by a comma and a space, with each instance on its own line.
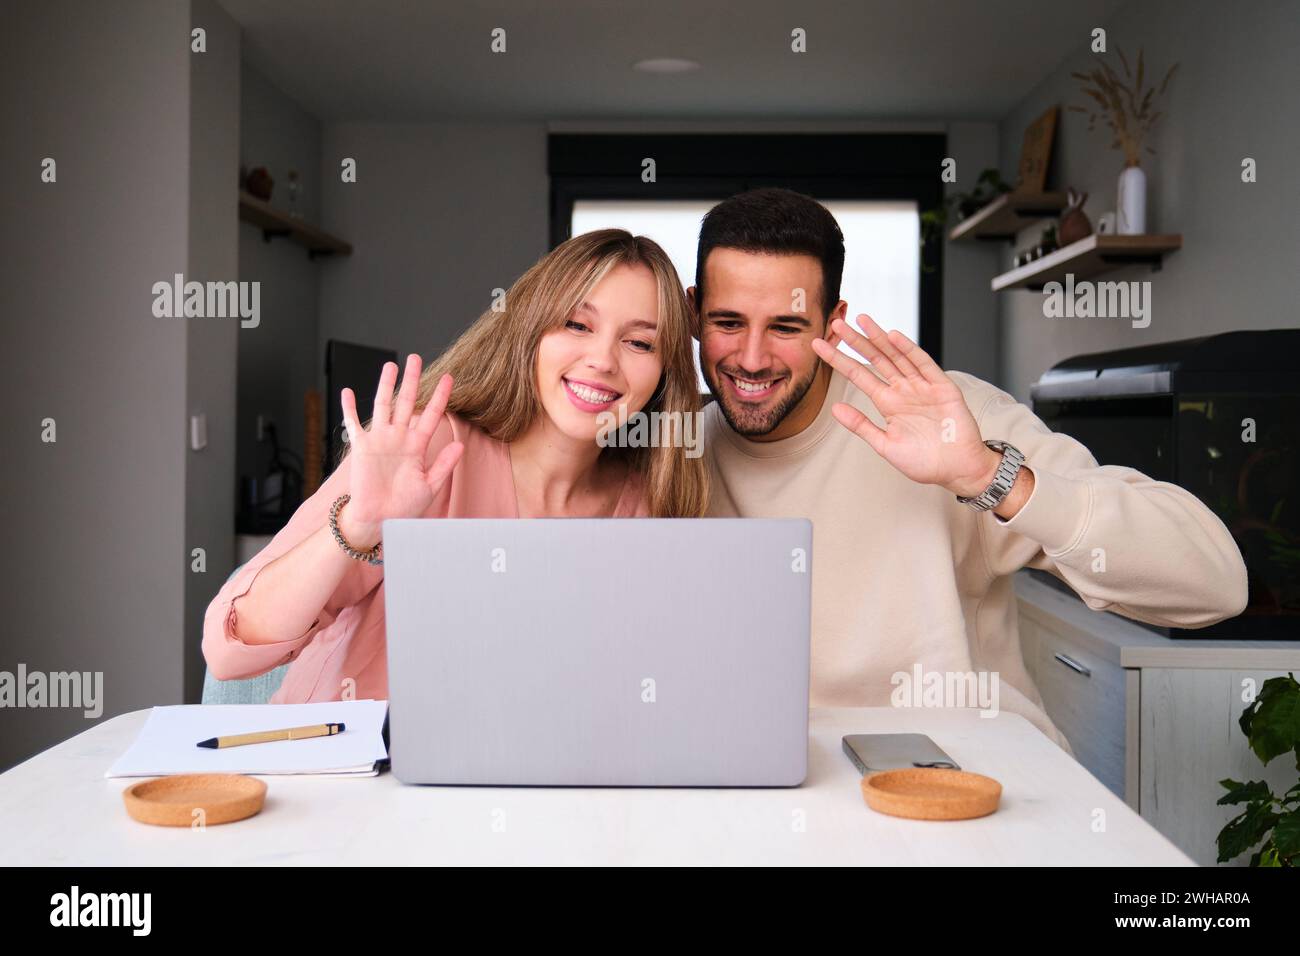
1216, 672, 1300, 866
919, 167, 1013, 272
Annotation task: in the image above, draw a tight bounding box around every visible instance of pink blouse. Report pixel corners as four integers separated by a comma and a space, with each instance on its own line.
202, 412, 648, 703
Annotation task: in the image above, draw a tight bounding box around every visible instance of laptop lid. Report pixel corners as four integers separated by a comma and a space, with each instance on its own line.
382, 518, 812, 786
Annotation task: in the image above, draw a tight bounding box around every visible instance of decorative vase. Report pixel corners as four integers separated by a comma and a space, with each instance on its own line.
1117, 164, 1146, 235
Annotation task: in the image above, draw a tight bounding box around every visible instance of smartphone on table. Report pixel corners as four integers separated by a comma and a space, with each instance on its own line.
842, 733, 959, 774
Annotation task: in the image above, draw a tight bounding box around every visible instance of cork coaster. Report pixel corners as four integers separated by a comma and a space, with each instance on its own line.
860, 767, 1001, 820
123, 773, 267, 827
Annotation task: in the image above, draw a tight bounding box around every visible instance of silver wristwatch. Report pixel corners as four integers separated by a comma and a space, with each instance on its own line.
956, 439, 1025, 512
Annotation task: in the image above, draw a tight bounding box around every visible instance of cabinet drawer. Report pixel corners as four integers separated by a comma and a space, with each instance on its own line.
1027, 617, 1127, 798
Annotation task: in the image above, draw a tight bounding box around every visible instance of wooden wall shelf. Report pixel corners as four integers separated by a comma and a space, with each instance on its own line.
948, 191, 1067, 242
238, 191, 352, 259
991, 234, 1182, 291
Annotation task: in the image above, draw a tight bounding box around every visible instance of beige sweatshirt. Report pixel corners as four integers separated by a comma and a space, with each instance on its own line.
703, 367, 1249, 753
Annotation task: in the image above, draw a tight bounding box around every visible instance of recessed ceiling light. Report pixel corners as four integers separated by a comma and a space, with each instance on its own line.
633, 58, 701, 74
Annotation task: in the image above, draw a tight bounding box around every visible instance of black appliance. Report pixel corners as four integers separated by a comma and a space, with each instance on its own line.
325, 339, 399, 474
1030, 329, 1300, 639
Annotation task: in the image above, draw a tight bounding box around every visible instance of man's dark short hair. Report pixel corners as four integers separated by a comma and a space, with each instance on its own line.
695, 187, 845, 319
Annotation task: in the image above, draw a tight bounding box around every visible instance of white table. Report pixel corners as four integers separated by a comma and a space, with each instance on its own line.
0, 706, 1193, 865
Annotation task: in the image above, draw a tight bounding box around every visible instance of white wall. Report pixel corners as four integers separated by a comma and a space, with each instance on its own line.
997, 0, 1300, 401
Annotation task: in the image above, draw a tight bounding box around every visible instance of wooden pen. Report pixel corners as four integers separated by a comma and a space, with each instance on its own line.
196, 722, 346, 749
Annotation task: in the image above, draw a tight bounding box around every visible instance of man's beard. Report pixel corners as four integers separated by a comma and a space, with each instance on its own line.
705, 362, 822, 437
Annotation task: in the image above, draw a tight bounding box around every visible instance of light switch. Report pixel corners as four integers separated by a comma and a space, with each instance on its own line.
190, 413, 208, 451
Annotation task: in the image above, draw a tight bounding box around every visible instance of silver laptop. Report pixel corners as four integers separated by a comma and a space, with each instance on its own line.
382, 518, 812, 786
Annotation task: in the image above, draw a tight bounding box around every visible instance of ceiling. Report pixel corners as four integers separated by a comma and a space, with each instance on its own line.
217, 0, 1128, 123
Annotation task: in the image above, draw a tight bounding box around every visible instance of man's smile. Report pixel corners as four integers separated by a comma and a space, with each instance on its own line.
722, 371, 786, 402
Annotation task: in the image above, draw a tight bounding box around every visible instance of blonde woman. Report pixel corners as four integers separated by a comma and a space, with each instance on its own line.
203, 230, 708, 703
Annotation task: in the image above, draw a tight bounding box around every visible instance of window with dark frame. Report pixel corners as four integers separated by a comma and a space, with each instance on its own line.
548, 132, 946, 364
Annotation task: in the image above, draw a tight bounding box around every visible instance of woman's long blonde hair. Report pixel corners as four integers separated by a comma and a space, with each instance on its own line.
411, 229, 708, 518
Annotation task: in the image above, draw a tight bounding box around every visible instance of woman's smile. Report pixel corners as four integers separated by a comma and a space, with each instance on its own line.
563, 375, 623, 412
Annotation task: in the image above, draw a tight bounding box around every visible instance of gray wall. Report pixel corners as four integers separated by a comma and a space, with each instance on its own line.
941, 121, 1003, 383
317, 123, 551, 374
997, 0, 1300, 400
236, 62, 322, 519
0, 0, 195, 770
185, 0, 241, 704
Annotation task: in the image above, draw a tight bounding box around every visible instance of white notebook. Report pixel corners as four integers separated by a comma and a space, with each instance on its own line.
107, 700, 389, 778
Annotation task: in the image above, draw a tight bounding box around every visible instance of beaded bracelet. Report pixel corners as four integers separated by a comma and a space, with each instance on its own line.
328, 494, 383, 566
